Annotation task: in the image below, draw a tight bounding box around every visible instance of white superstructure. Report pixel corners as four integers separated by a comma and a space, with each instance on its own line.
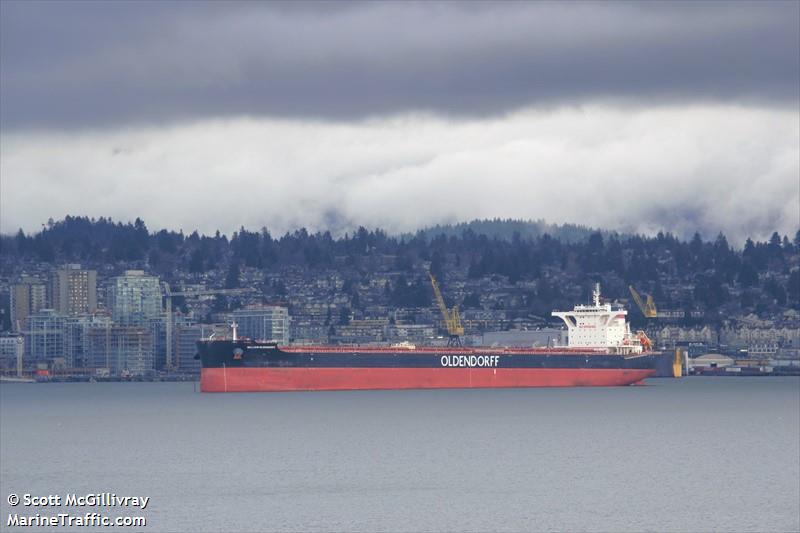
552, 284, 645, 354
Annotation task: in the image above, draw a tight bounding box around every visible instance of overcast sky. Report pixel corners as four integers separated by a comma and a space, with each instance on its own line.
1, 1, 798, 244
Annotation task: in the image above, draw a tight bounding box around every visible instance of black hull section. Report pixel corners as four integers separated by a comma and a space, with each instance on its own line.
197, 340, 662, 372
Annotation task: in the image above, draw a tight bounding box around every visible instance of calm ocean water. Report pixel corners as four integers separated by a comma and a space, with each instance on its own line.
1, 377, 798, 533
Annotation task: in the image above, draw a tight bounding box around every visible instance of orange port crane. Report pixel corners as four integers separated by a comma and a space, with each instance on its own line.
428, 272, 464, 346
628, 285, 658, 318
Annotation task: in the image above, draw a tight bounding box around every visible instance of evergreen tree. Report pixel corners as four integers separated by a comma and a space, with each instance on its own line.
225, 260, 240, 289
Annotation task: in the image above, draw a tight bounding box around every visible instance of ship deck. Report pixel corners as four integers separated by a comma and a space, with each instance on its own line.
235, 342, 612, 356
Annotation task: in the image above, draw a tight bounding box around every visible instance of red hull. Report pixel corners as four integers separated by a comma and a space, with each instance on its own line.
200, 367, 655, 392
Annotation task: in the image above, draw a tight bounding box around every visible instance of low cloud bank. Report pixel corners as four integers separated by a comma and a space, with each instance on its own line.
2, 104, 797, 245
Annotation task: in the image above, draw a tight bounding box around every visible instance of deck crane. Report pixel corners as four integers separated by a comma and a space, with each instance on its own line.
163, 282, 253, 370
628, 285, 657, 318
428, 272, 464, 346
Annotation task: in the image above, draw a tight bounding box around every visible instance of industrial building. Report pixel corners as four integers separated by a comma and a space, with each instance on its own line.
482, 329, 566, 348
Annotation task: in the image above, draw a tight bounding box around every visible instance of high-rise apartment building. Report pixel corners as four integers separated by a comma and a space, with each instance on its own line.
233, 305, 290, 344
174, 323, 203, 373
64, 313, 111, 369
106, 270, 162, 326
109, 326, 154, 376
51, 265, 97, 315
10, 276, 47, 332
85, 324, 153, 376
25, 309, 65, 362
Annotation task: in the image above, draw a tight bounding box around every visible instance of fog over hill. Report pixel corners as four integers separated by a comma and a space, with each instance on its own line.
2, 215, 796, 253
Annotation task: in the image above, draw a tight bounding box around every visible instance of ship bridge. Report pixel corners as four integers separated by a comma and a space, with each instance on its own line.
552, 284, 640, 354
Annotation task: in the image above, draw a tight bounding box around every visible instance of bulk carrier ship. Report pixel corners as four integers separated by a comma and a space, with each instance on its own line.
197, 284, 670, 392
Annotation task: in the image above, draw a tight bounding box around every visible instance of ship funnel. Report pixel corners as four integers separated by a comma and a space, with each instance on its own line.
231, 321, 238, 342
593, 283, 601, 307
